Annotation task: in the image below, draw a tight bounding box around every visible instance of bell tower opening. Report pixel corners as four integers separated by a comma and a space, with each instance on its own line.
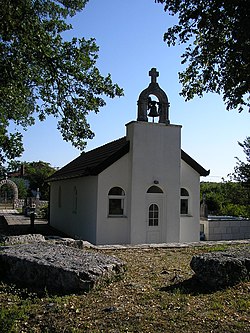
147, 95, 160, 123
137, 68, 170, 124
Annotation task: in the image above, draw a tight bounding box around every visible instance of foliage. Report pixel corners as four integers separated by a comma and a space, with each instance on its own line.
0, 161, 27, 200
230, 137, 250, 216
156, 0, 250, 112
201, 138, 250, 218
23, 161, 56, 200
6, 160, 23, 174
0, 178, 27, 203
201, 181, 249, 218
10, 178, 28, 199
2, 160, 56, 200
0, 0, 123, 163
231, 137, 250, 185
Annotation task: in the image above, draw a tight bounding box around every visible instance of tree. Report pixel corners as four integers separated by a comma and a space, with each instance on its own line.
10, 178, 28, 199
5, 160, 56, 200
201, 139, 250, 218
200, 181, 249, 217
232, 137, 250, 185
231, 137, 250, 216
156, 0, 250, 112
0, 0, 123, 163
23, 161, 56, 200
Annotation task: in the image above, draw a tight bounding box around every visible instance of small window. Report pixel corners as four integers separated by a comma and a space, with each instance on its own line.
108, 187, 125, 196
180, 188, 189, 215
148, 204, 159, 226
181, 188, 189, 196
147, 186, 163, 193
108, 187, 125, 216
180, 199, 188, 214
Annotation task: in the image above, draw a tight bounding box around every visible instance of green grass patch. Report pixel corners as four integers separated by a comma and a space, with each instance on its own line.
0, 245, 249, 332
202, 244, 231, 252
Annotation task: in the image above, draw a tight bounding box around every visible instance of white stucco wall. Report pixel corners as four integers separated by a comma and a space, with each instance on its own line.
96, 154, 130, 245
49, 176, 98, 243
180, 160, 201, 242
49, 121, 203, 245
126, 121, 182, 244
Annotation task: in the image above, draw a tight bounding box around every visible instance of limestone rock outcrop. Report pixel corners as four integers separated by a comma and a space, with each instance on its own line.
0, 242, 125, 293
190, 247, 250, 288
1, 234, 46, 245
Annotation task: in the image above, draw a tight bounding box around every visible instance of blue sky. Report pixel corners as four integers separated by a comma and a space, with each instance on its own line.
19, 0, 249, 182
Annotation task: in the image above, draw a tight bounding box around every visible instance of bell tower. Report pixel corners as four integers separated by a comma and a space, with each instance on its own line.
126, 67, 182, 244
137, 68, 170, 124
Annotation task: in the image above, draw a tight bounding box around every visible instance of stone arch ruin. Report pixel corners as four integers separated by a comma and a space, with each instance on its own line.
0, 178, 18, 209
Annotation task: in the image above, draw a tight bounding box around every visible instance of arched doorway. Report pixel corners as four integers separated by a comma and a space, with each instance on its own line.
0, 178, 18, 209
146, 185, 165, 243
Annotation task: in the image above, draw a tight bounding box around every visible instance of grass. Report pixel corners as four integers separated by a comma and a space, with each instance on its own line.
200, 244, 231, 252
0, 244, 249, 332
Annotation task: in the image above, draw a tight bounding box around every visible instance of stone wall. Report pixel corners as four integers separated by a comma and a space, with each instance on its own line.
15, 199, 48, 210
201, 218, 250, 241
16, 199, 25, 209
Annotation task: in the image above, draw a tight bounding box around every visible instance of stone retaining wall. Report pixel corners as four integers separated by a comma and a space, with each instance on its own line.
201, 219, 250, 241
15, 199, 48, 209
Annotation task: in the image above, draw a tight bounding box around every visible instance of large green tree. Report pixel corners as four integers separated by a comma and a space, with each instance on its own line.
0, 0, 123, 163
23, 161, 56, 200
156, 0, 250, 112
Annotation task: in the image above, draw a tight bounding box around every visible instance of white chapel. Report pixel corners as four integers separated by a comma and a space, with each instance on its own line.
48, 68, 209, 245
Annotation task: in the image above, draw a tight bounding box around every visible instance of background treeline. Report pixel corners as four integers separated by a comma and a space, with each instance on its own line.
0, 161, 57, 201
200, 181, 250, 218
201, 136, 250, 218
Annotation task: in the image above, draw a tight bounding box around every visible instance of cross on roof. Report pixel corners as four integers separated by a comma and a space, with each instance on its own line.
149, 68, 159, 83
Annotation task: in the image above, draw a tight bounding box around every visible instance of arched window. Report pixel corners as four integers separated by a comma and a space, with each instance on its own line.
108, 187, 125, 216
72, 186, 77, 213
147, 186, 163, 193
180, 188, 189, 215
148, 204, 159, 226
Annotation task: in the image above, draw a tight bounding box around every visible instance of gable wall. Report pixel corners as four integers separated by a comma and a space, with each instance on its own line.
96, 153, 130, 245
49, 176, 98, 243
180, 159, 200, 242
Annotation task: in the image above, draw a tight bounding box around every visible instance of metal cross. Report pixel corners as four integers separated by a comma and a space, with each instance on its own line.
149, 68, 159, 83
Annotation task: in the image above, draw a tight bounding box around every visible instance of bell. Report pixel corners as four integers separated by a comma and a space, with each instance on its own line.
148, 100, 159, 118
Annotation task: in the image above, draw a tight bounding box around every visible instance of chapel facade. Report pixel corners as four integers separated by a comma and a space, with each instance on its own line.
48, 68, 209, 245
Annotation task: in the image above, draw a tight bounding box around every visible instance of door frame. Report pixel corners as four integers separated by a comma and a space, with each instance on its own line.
145, 194, 165, 243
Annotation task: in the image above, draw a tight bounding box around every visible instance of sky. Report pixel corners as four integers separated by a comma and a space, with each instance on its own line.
19, 0, 249, 182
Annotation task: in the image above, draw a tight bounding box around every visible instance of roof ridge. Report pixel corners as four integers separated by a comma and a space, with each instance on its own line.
47, 136, 129, 182
181, 149, 210, 176
47, 137, 209, 182
81, 136, 126, 155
